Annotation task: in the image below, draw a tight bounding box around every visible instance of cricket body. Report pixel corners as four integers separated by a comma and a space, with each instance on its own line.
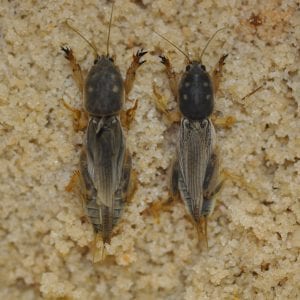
62, 6, 146, 250
82, 56, 129, 245
155, 29, 227, 243
175, 61, 220, 240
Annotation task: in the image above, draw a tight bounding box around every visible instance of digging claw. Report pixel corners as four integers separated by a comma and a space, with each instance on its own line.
135, 49, 148, 65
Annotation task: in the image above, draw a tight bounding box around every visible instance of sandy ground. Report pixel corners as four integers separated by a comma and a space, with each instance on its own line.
0, 0, 299, 299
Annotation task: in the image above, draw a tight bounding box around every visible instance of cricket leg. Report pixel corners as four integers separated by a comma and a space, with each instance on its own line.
127, 169, 138, 203
152, 55, 181, 123
202, 149, 223, 217
121, 49, 147, 129
212, 54, 228, 94
61, 46, 84, 96
111, 150, 136, 231
124, 49, 147, 96
142, 158, 180, 222
60, 99, 88, 131
120, 99, 138, 130
211, 54, 236, 129
122, 151, 137, 203
211, 115, 236, 129
153, 84, 181, 123
159, 55, 178, 98
200, 148, 224, 248
80, 153, 106, 264
65, 170, 81, 193
79, 150, 99, 228
169, 158, 180, 202
61, 45, 88, 131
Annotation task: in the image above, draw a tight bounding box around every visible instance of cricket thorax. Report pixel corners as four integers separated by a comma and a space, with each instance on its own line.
85, 57, 124, 116
179, 62, 214, 120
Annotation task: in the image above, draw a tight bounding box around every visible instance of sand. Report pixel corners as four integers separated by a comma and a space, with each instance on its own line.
0, 0, 299, 299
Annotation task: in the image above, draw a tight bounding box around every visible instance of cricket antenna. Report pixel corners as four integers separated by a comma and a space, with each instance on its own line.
241, 85, 263, 101
199, 27, 226, 63
153, 30, 191, 63
106, 3, 114, 57
64, 19, 99, 59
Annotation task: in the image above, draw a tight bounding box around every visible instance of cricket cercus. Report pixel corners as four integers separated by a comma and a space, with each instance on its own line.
154, 29, 228, 246
61, 7, 147, 257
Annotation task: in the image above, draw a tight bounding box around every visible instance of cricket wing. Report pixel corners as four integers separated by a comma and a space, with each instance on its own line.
86, 117, 125, 208
201, 148, 222, 216
112, 151, 132, 226
178, 118, 215, 222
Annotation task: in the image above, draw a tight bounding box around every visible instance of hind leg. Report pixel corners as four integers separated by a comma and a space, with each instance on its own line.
142, 158, 180, 222
79, 150, 100, 232
169, 158, 180, 202
79, 151, 96, 202
65, 170, 81, 193
111, 151, 136, 231
121, 151, 137, 203
202, 150, 223, 216
199, 149, 224, 247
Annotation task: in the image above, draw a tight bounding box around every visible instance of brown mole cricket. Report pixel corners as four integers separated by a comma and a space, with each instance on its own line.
61, 5, 147, 255
153, 29, 228, 245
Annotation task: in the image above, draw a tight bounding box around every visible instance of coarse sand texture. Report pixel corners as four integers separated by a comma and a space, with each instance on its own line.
0, 1, 299, 299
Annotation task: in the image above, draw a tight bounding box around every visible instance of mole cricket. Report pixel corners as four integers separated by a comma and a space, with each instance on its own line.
61, 5, 147, 257
153, 29, 229, 245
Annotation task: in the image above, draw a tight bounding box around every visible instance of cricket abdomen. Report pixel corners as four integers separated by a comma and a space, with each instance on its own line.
85, 199, 102, 233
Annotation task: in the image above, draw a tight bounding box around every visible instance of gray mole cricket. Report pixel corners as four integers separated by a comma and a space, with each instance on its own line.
154, 29, 228, 244
61, 6, 146, 256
